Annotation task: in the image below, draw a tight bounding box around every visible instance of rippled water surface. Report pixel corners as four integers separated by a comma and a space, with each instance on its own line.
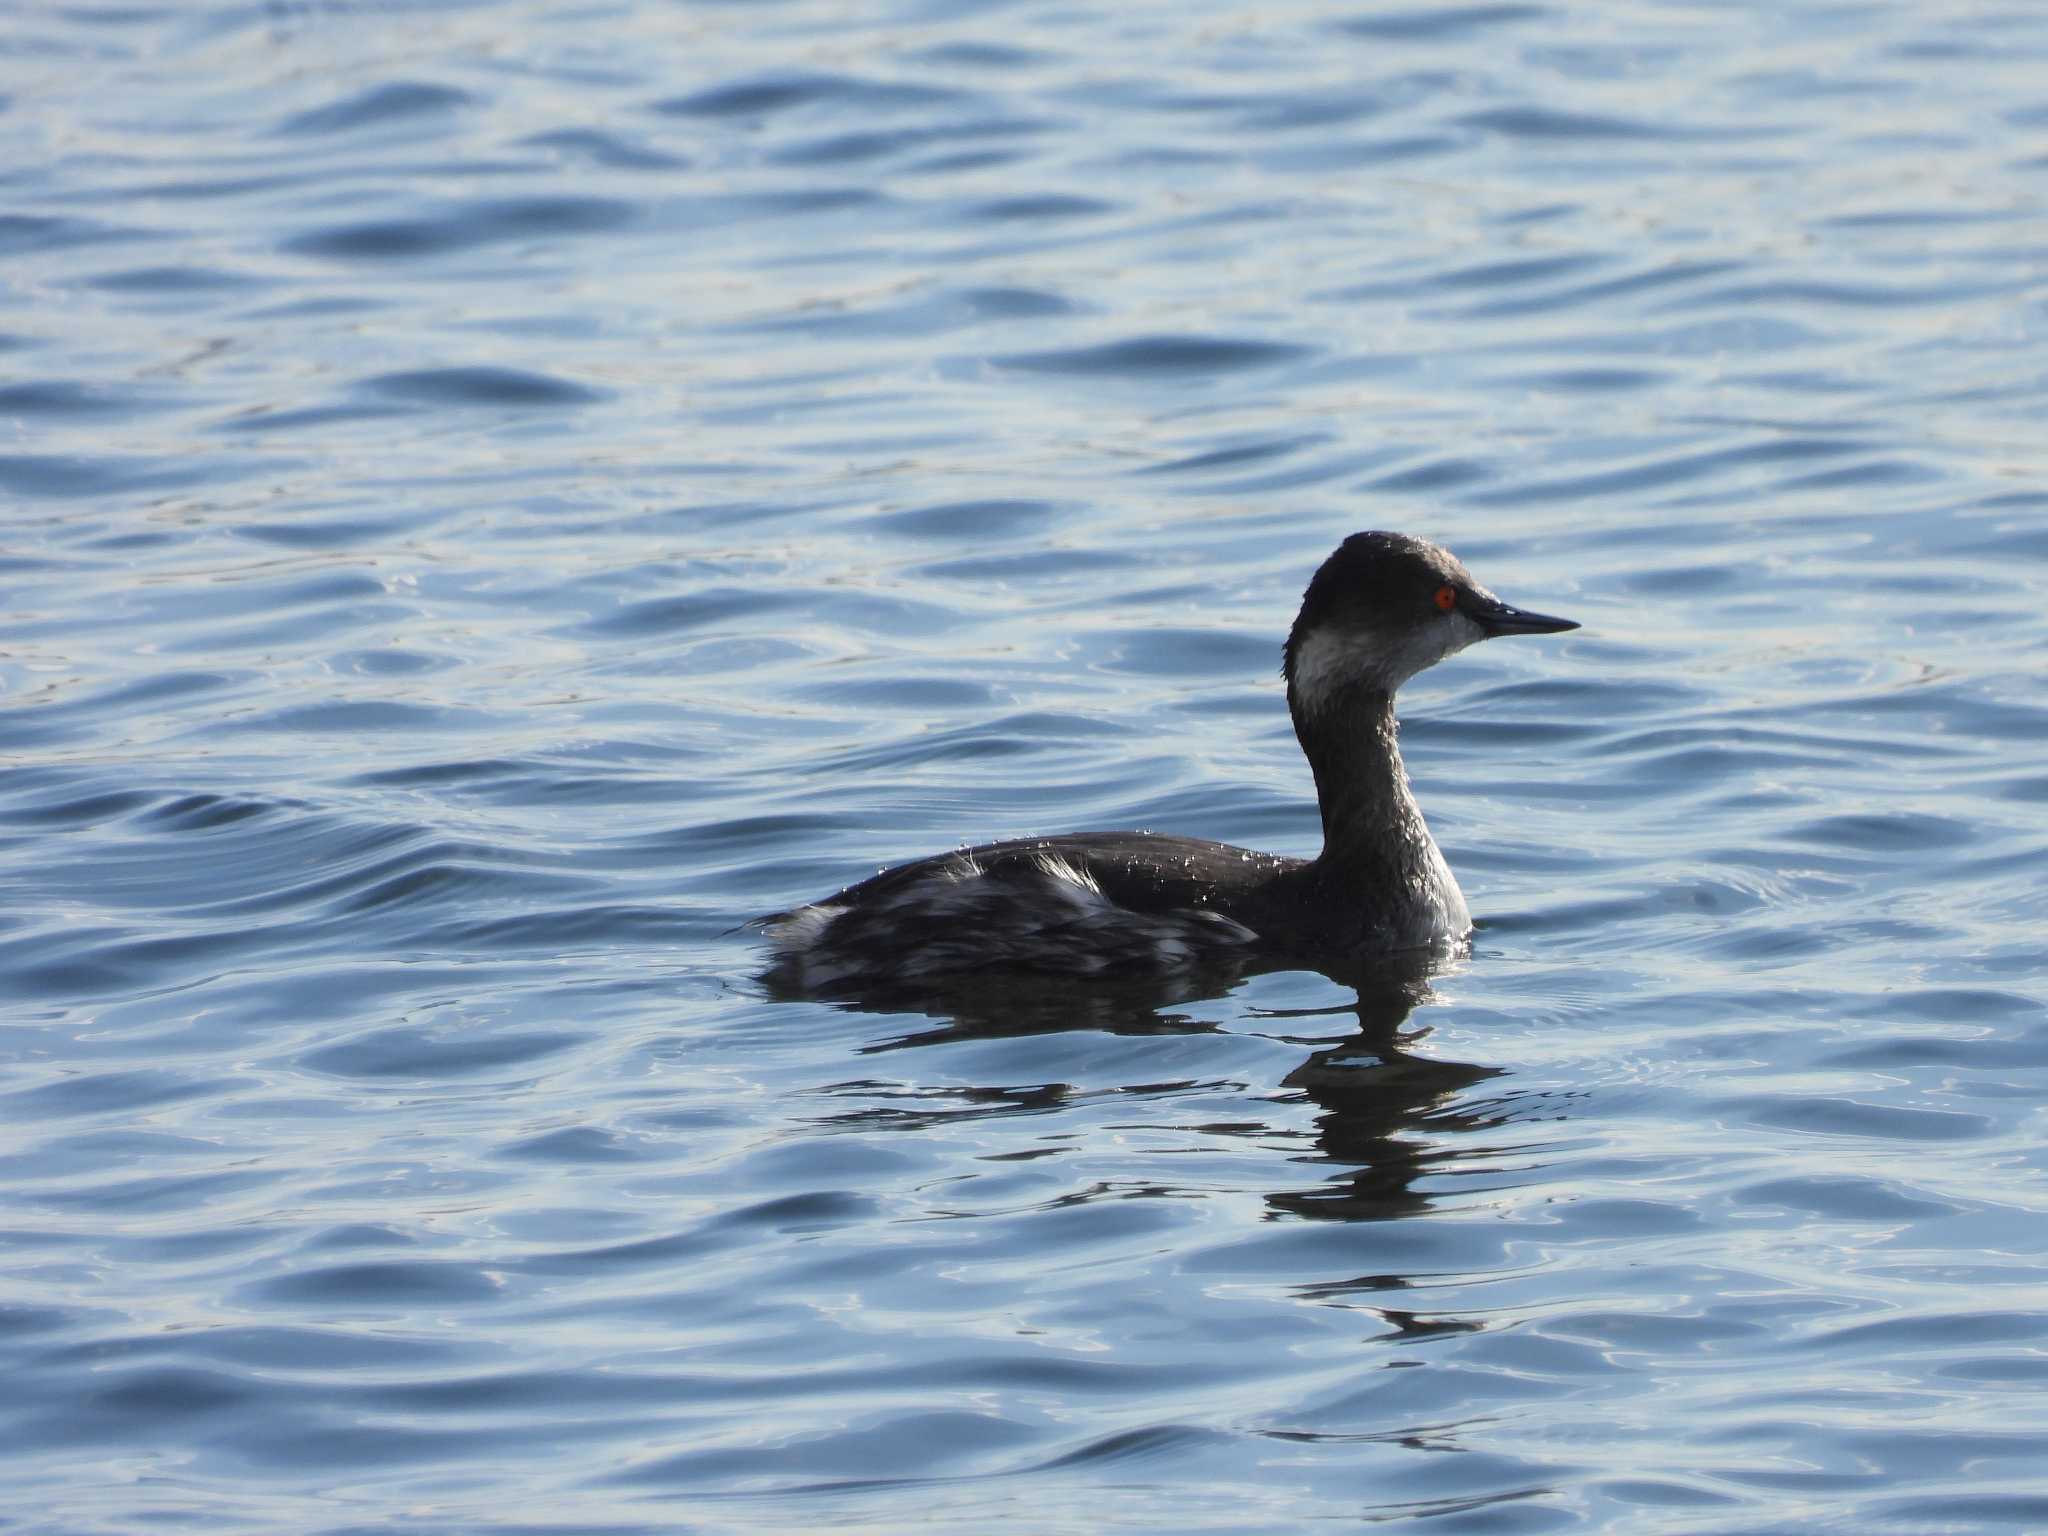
6, 1, 2048, 1530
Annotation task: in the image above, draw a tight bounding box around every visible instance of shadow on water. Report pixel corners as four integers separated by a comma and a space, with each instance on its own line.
778, 951, 1516, 1227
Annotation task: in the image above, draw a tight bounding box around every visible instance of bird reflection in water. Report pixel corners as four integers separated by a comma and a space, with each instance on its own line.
783, 950, 1525, 1226
1266, 971, 1506, 1224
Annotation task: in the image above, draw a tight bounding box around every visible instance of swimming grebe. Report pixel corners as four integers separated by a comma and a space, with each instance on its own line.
762, 532, 1576, 991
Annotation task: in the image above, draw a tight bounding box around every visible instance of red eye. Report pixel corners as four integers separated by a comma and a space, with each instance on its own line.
1434, 584, 1457, 613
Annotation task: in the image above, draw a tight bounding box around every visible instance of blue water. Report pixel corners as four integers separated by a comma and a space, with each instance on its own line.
5, 1, 2048, 1530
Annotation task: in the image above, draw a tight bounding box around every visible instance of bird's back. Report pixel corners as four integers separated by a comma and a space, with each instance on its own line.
761, 831, 1305, 992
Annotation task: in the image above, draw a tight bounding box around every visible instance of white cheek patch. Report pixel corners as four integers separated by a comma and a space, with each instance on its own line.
1287, 627, 1375, 714
1289, 613, 1483, 710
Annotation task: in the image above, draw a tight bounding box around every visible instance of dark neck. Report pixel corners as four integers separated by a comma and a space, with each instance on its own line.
1290, 686, 1434, 884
